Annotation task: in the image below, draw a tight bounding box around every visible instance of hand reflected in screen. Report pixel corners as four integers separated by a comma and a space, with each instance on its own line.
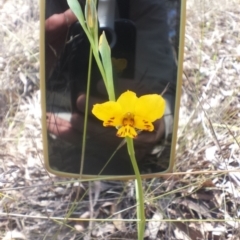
45, 9, 77, 78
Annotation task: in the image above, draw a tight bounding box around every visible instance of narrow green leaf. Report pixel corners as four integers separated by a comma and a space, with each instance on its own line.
67, 0, 85, 28
67, 0, 107, 92
99, 32, 115, 101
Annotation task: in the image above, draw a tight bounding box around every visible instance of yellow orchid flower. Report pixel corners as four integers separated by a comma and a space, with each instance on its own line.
92, 90, 165, 138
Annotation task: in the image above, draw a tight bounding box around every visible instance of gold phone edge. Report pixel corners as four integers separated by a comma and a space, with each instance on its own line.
40, 0, 187, 180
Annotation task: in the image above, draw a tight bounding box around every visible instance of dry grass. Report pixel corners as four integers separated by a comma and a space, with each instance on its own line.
0, 0, 240, 239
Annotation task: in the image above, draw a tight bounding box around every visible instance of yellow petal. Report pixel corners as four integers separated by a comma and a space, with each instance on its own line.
116, 125, 137, 138
134, 116, 154, 131
92, 101, 122, 126
117, 90, 137, 113
134, 94, 165, 122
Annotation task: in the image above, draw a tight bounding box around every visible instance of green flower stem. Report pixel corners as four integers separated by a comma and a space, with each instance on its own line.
126, 137, 146, 240
79, 48, 93, 177
68, 1, 144, 239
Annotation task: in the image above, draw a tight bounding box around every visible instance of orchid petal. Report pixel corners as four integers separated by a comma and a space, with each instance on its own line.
116, 125, 137, 138
92, 101, 122, 126
134, 116, 154, 131
134, 94, 165, 122
117, 90, 137, 113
